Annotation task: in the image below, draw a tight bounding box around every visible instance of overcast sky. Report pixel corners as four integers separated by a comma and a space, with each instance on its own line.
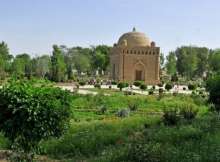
1, 0, 220, 56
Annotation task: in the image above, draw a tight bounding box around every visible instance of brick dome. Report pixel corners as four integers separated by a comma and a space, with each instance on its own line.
118, 28, 151, 47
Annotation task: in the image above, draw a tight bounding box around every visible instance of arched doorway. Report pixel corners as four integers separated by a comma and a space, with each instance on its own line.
134, 62, 145, 81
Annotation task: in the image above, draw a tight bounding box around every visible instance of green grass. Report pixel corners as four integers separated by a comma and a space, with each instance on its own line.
40, 116, 160, 160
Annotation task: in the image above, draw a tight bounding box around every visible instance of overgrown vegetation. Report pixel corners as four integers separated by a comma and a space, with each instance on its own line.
0, 80, 72, 161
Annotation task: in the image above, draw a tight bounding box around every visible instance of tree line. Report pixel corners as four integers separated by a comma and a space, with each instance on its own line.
164, 46, 220, 80
1, 41, 220, 82
0, 42, 111, 82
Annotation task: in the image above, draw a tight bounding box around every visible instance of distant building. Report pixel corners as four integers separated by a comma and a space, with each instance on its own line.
110, 28, 160, 84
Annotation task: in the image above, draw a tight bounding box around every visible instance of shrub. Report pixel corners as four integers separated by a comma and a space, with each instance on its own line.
0, 80, 71, 161
180, 103, 198, 120
163, 108, 180, 125
128, 101, 139, 111
98, 105, 108, 114
117, 82, 129, 91
128, 142, 163, 162
171, 74, 178, 82
188, 84, 196, 90
159, 88, 164, 95
94, 83, 101, 89
111, 81, 117, 85
124, 91, 132, 95
133, 81, 142, 87
109, 85, 112, 89
79, 81, 86, 86
117, 109, 130, 118
165, 83, 173, 91
206, 75, 220, 111
149, 90, 154, 95
183, 87, 186, 90
152, 85, 156, 90
140, 84, 147, 91
158, 83, 163, 87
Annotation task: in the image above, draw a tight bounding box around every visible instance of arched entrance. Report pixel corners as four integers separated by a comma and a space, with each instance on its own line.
134, 62, 145, 81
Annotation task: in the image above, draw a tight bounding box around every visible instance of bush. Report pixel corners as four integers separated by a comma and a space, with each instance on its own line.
163, 108, 180, 125
111, 81, 117, 85
128, 101, 139, 111
158, 83, 163, 87
180, 103, 198, 120
124, 91, 132, 96
0, 80, 71, 160
188, 84, 196, 90
149, 90, 154, 95
206, 75, 220, 111
117, 82, 129, 91
171, 74, 178, 82
140, 84, 147, 91
183, 87, 186, 90
165, 83, 173, 91
128, 142, 163, 162
117, 109, 130, 118
79, 81, 86, 86
159, 88, 164, 95
98, 105, 108, 114
94, 83, 101, 89
133, 81, 143, 87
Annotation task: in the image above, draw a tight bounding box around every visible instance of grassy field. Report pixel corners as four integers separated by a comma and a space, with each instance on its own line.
0, 90, 217, 162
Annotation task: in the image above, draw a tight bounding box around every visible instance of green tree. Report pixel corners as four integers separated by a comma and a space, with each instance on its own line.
166, 52, 177, 75
160, 53, 165, 68
209, 49, 220, 74
206, 75, 220, 111
51, 45, 66, 82
0, 41, 12, 79
33, 55, 51, 78
0, 80, 71, 160
196, 47, 209, 77
66, 47, 92, 77
11, 53, 31, 78
92, 45, 111, 75
175, 46, 208, 79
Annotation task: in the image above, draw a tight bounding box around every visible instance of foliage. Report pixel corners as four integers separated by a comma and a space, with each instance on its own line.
166, 51, 177, 76
171, 73, 178, 82
163, 107, 180, 125
188, 84, 197, 90
0, 41, 12, 80
117, 82, 128, 91
51, 45, 66, 82
91, 45, 111, 74
209, 49, 220, 73
133, 81, 143, 87
98, 105, 108, 114
149, 90, 154, 95
176, 46, 208, 79
206, 75, 220, 111
180, 103, 198, 120
111, 81, 117, 85
140, 84, 147, 91
0, 80, 71, 160
159, 88, 164, 95
79, 81, 86, 86
165, 83, 173, 91
94, 83, 101, 89
117, 109, 130, 118
128, 100, 139, 111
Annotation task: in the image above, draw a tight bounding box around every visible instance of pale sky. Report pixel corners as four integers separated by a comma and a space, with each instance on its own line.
1, 0, 220, 56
